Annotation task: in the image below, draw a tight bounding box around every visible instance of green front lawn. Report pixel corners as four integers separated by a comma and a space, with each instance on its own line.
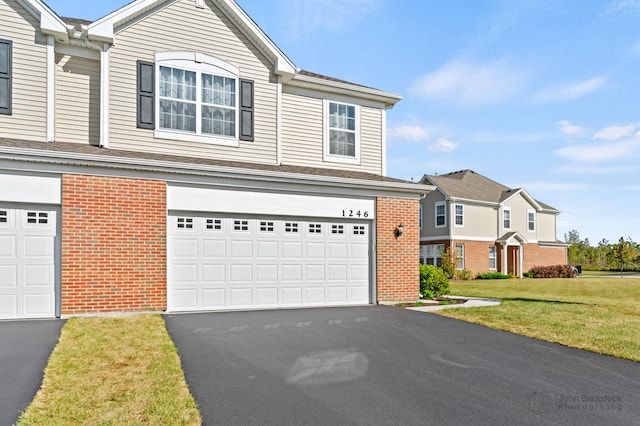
18, 315, 201, 426
438, 277, 640, 362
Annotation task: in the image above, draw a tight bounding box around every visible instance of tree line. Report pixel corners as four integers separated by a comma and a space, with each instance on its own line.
565, 230, 639, 272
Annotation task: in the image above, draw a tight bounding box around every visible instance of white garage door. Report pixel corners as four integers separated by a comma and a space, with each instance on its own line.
0, 206, 56, 319
168, 215, 371, 311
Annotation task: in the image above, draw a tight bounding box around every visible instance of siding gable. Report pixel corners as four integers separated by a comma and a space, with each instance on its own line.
107, 0, 277, 163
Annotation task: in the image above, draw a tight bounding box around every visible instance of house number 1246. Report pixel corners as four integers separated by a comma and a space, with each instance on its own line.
342, 210, 369, 218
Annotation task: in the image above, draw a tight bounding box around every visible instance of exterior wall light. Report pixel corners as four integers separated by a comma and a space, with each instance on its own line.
395, 223, 404, 238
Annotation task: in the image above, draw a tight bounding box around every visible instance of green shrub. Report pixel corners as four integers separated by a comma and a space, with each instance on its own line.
523, 271, 535, 278
420, 264, 450, 299
476, 272, 513, 280
454, 268, 473, 280
440, 248, 455, 279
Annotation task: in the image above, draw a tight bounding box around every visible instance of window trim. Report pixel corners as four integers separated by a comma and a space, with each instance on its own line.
153, 52, 240, 147
323, 99, 361, 165
503, 207, 511, 230
527, 209, 536, 232
435, 201, 446, 228
454, 203, 464, 228
419, 204, 423, 229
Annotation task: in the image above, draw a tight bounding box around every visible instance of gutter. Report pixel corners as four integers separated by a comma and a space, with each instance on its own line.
0, 146, 435, 196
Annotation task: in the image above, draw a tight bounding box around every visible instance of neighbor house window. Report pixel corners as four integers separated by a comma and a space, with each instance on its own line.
324, 100, 360, 163
527, 210, 536, 232
489, 245, 497, 270
138, 52, 254, 145
0, 39, 11, 115
420, 244, 444, 266
435, 202, 446, 227
419, 205, 423, 229
503, 207, 511, 230
454, 204, 464, 227
455, 244, 464, 270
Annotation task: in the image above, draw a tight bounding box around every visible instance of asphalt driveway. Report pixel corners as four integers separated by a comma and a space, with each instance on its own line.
0, 319, 65, 426
165, 306, 639, 426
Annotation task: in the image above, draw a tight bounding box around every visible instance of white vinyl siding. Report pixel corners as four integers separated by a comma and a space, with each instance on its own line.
0, 0, 47, 141
55, 54, 100, 145
281, 91, 383, 174
108, 0, 276, 162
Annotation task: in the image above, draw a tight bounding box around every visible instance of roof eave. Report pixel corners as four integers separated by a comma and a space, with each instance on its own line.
289, 73, 403, 108
0, 146, 432, 196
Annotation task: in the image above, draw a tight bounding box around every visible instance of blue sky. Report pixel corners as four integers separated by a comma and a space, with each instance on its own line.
47, 0, 640, 244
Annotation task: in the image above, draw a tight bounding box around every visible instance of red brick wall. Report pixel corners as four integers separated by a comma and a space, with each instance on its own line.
451, 240, 495, 275
376, 197, 420, 302
523, 244, 567, 272
61, 174, 166, 314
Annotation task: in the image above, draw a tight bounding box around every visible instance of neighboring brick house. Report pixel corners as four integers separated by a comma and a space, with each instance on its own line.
0, 0, 432, 319
419, 170, 568, 277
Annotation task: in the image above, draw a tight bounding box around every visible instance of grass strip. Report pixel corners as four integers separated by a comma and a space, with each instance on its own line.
437, 278, 640, 362
18, 314, 201, 426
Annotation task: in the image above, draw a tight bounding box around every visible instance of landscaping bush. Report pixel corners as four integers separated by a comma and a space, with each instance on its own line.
454, 268, 473, 280
527, 264, 577, 278
419, 264, 450, 299
523, 271, 535, 278
476, 272, 512, 280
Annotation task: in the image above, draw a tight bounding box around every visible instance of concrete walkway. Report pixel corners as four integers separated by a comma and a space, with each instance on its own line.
406, 295, 501, 312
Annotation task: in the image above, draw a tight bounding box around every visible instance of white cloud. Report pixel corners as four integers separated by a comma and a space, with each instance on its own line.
553, 164, 636, 175
593, 124, 635, 140
516, 181, 592, 192
533, 77, 607, 102
555, 120, 589, 137
411, 59, 530, 108
467, 130, 549, 144
284, 0, 381, 34
605, 0, 640, 17
554, 138, 640, 163
429, 138, 458, 153
387, 125, 429, 142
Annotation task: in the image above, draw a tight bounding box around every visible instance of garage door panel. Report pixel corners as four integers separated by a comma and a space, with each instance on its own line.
282, 287, 302, 304
256, 241, 278, 258
0, 265, 17, 287
202, 264, 225, 283
24, 265, 53, 287
328, 243, 348, 259
0, 235, 17, 257
172, 264, 198, 283
201, 288, 225, 308
328, 286, 347, 303
229, 264, 252, 282
282, 242, 303, 259
23, 236, 54, 257
256, 264, 277, 282
172, 289, 198, 309
256, 287, 278, 305
0, 295, 18, 316
230, 288, 252, 306
230, 241, 252, 258
282, 264, 302, 281
24, 294, 53, 316
168, 215, 371, 311
306, 264, 325, 281
305, 287, 325, 304
173, 239, 198, 257
328, 264, 348, 281
202, 240, 226, 258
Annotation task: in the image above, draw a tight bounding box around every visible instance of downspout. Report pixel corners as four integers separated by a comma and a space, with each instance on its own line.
519, 244, 524, 278
46, 36, 55, 142
276, 75, 282, 164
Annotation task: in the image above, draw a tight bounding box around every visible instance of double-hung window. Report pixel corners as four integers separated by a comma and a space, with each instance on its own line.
454, 204, 464, 227
324, 100, 360, 164
503, 207, 511, 230
455, 244, 465, 270
489, 245, 497, 270
138, 52, 254, 146
527, 210, 536, 232
435, 202, 446, 227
